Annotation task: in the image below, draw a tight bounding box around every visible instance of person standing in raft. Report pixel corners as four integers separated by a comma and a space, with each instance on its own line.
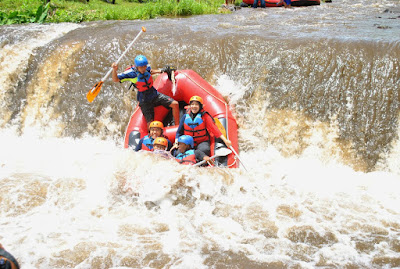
253, 0, 266, 8
173, 95, 232, 165
135, 121, 173, 152
111, 55, 180, 126
174, 135, 197, 165
0, 243, 20, 269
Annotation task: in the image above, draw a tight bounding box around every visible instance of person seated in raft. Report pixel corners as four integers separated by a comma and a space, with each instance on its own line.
173, 95, 232, 165
0, 243, 20, 269
153, 137, 174, 159
174, 135, 197, 165
135, 121, 173, 152
111, 55, 180, 126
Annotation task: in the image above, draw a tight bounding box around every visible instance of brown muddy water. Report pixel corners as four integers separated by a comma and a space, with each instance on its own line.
1, 0, 400, 268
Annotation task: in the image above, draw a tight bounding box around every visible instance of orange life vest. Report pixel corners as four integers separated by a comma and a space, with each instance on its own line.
183, 111, 210, 146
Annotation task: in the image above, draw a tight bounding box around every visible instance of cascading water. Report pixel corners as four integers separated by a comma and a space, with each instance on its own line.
1, 0, 400, 268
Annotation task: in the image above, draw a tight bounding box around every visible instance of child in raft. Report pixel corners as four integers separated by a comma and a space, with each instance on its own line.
174, 135, 197, 165
135, 121, 173, 152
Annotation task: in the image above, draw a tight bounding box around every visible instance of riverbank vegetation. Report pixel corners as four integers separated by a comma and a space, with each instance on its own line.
0, 0, 230, 25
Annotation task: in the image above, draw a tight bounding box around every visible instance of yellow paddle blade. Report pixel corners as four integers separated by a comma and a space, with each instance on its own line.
86, 81, 104, 103
214, 117, 227, 137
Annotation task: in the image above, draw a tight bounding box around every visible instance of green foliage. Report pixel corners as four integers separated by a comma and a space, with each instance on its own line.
0, 2, 49, 25
0, 0, 227, 24
35, 2, 49, 23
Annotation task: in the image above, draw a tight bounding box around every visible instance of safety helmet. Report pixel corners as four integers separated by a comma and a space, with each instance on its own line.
178, 135, 194, 148
154, 137, 168, 148
134, 55, 148, 67
149, 121, 164, 130
189, 95, 203, 105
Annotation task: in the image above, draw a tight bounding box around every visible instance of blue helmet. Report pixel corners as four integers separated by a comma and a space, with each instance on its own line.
134, 55, 148, 67
178, 135, 194, 148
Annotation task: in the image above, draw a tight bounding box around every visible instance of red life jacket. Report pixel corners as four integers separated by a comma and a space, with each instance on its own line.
121, 67, 158, 103
136, 71, 154, 93
183, 111, 210, 146
175, 149, 196, 165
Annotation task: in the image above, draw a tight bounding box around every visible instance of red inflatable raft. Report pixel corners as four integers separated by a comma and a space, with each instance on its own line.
124, 70, 239, 168
242, 0, 320, 7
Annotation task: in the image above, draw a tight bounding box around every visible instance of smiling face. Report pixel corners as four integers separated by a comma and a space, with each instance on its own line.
149, 127, 162, 139
190, 101, 201, 114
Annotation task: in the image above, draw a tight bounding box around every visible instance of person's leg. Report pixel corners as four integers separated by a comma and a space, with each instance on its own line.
194, 141, 211, 162
154, 93, 180, 125
139, 102, 154, 128
260, 0, 265, 8
252, 0, 258, 8
169, 101, 180, 125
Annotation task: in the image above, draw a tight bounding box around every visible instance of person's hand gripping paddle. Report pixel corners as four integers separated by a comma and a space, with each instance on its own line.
194, 148, 232, 167
86, 26, 146, 103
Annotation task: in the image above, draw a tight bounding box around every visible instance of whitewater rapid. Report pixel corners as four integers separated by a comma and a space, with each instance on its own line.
1, 0, 400, 268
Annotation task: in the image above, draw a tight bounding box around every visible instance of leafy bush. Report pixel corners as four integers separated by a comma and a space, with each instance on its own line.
0, 3, 49, 24
0, 0, 227, 24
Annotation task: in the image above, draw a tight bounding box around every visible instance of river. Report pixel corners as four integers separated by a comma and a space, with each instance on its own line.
1, 0, 400, 268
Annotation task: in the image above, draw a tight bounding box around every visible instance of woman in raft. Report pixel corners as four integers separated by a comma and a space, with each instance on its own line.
173, 95, 232, 165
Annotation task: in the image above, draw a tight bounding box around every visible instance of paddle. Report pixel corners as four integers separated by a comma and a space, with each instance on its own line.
229, 145, 248, 172
194, 147, 232, 167
86, 26, 146, 103
171, 70, 176, 95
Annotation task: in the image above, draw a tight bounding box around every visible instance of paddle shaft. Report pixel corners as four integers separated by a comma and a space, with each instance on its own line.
194, 155, 218, 167
229, 146, 248, 171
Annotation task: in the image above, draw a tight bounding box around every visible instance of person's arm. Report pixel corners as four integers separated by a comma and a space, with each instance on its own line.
170, 117, 186, 152
151, 65, 176, 75
145, 65, 161, 75
205, 114, 232, 148
167, 139, 173, 151
219, 134, 232, 148
204, 114, 222, 137
112, 62, 120, 82
113, 64, 138, 83
135, 138, 144, 152
150, 68, 162, 75
175, 117, 186, 141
